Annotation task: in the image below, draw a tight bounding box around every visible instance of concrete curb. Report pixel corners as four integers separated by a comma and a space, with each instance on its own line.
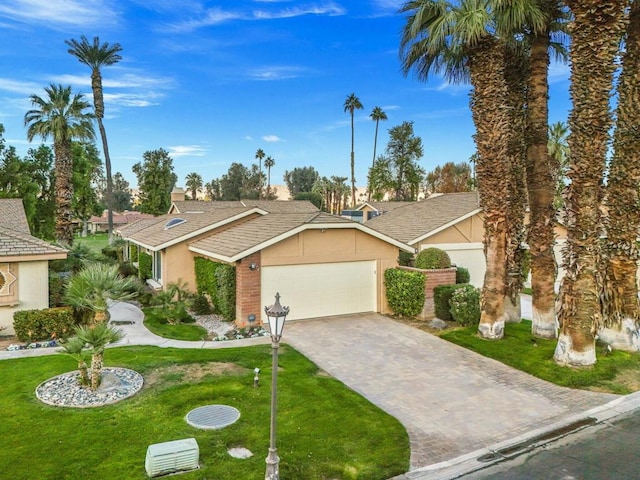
392, 390, 640, 479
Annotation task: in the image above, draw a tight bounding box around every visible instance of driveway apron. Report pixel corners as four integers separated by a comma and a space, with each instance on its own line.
283, 313, 618, 469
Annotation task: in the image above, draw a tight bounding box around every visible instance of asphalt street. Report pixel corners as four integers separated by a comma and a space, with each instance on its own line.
459, 407, 640, 480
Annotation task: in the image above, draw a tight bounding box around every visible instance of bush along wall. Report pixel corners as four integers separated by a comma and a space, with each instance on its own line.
415, 247, 451, 269
449, 285, 481, 326
13, 307, 76, 342
384, 268, 425, 317
194, 256, 220, 300
138, 252, 152, 281
215, 264, 236, 321
456, 266, 470, 284
433, 283, 469, 321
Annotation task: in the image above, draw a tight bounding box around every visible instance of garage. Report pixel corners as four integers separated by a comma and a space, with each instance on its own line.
261, 261, 377, 320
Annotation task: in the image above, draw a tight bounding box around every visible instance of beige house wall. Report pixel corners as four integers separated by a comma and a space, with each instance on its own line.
261, 228, 400, 314
0, 260, 50, 335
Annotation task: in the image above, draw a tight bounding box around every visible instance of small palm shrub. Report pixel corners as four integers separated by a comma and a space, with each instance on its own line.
449, 285, 481, 326
415, 247, 451, 269
456, 267, 470, 284
384, 268, 425, 317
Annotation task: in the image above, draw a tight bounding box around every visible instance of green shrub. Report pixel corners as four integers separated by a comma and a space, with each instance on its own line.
101, 245, 119, 261
398, 250, 414, 267
194, 257, 220, 302
415, 247, 451, 269
294, 192, 323, 209
118, 261, 138, 277
13, 307, 75, 342
449, 285, 481, 326
49, 272, 68, 307
138, 252, 152, 281
433, 283, 468, 321
215, 264, 236, 321
384, 268, 425, 317
129, 243, 139, 260
456, 266, 470, 284
190, 293, 212, 315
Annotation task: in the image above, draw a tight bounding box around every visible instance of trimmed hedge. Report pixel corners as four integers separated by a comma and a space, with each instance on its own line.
215, 264, 236, 322
415, 247, 451, 269
449, 285, 481, 326
456, 267, 470, 284
433, 283, 468, 321
138, 252, 152, 281
194, 256, 220, 300
13, 307, 76, 342
384, 268, 425, 317
398, 250, 414, 267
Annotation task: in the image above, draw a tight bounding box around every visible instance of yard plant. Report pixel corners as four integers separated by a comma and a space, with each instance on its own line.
0, 345, 409, 479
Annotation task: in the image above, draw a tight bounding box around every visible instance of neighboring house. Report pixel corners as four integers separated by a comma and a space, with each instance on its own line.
87, 210, 155, 234
0, 199, 67, 334
342, 201, 415, 223
118, 200, 414, 325
365, 192, 485, 286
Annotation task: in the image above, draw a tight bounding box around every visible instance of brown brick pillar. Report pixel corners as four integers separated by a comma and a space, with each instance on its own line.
235, 252, 261, 328
399, 266, 457, 319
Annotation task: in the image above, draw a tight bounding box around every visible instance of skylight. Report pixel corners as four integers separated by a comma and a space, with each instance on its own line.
165, 218, 186, 230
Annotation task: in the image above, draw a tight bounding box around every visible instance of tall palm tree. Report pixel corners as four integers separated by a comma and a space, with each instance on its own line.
264, 156, 275, 199
344, 93, 363, 208
600, 1, 640, 351
255, 148, 265, 199
525, 1, 568, 339
548, 121, 569, 208
369, 106, 388, 200
554, 0, 627, 366
65, 35, 122, 245
400, 0, 544, 339
75, 323, 123, 390
65, 263, 139, 325
24, 84, 94, 245
185, 171, 203, 200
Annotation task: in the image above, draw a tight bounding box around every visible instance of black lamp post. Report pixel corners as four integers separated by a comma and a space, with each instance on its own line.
264, 293, 289, 480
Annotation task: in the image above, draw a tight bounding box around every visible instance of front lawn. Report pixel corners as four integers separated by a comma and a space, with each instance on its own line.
0, 345, 409, 480
75, 233, 109, 254
440, 320, 640, 394
143, 307, 209, 341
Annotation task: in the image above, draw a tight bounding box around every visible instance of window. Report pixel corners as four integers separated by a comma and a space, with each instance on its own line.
153, 251, 162, 284
0, 263, 18, 306
164, 218, 186, 229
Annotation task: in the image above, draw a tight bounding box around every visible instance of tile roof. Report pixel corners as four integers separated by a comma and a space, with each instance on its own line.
0, 198, 30, 233
171, 199, 319, 214
358, 201, 415, 212
189, 212, 408, 261
365, 192, 481, 244
0, 199, 67, 258
89, 211, 155, 225
120, 208, 257, 249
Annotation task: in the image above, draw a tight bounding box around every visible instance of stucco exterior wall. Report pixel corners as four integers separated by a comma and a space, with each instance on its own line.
0, 260, 50, 335
261, 228, 400, 314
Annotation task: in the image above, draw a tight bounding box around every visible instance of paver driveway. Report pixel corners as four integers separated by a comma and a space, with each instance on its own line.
283, 313, 618, 469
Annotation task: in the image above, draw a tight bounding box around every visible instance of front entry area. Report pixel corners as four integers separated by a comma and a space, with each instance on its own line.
260, 261, 377, 320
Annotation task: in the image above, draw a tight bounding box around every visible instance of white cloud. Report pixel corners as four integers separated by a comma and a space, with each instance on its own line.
103, 92, 163, 108
253, 3, 346, 19
168, 7, 244, 32
0, 78, 43, 95
549, 61, 570, 84
245, 135, 254, 141
168, 145, 207, 157
52, 71, 176, 90
262, 135, 282, 142
0, 0, 119, 27
248, 65, 309, 81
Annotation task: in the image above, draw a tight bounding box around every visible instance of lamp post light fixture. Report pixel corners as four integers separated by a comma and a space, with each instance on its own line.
264, 292, 290, 480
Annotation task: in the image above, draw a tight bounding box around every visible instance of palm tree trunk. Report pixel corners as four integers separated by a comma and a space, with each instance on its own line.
91, 352, 104, 390
527, 30, 558, 339
97, 119, 114, 244
600, 3, 640, 351
369, 120, 380, 201
350, 114, 356, 208
555, 0, 627, 366
53, 140, 75, 245
469, 38, 510, 340
78, 360, 90, 386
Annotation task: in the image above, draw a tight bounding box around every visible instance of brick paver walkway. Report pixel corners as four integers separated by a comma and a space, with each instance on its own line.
283, 314, 618, 469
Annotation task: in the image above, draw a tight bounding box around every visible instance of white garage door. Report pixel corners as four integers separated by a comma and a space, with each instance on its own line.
261, 261, 377, 320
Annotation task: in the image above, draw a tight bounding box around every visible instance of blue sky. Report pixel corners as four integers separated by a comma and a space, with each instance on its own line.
0, 0, 571, 190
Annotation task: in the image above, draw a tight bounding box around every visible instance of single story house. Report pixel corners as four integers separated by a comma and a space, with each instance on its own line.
364, 192, 486, 286
117, 200, 414, 325
87, 210, 155, 234
0, 199, 67, 334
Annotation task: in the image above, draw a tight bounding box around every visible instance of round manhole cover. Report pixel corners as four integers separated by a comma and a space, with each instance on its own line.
186, 405, 241, 430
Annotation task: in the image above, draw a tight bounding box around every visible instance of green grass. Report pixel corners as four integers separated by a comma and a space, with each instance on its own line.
75, 233, 109, 254
143, 308, 208, 341
0, 345, 409, 480
440, 320, 640, 394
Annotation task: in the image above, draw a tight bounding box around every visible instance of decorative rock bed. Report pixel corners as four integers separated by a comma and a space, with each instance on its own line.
36, 367, 143, 408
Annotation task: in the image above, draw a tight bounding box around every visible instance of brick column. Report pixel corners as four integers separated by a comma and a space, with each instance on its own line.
399, 266, 457, 319
235, 252, 261, 328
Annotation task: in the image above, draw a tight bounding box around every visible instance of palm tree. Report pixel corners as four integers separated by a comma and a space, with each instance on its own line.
554, 0, 627, 366
65, 263, 139, 325
600, 1, 640, 351
344, 93, 363, 208
369, 106, 388, 200
525, 1, 568, 339
75, 323, 123, 390
65, 36, 122, 245
24, 84, 94, 245
185, 172, 203, 200
255, 148, 265, 199
400, 0, 544, 339
60, 336, 90, 386
548, 121, 569, 208
264, 156, 275, 198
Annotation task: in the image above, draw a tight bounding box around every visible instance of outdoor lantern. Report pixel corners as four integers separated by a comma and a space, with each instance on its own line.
264, 292, 289, 342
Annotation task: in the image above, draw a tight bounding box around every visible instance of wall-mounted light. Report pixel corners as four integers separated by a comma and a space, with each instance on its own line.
249, 262, 258, 271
